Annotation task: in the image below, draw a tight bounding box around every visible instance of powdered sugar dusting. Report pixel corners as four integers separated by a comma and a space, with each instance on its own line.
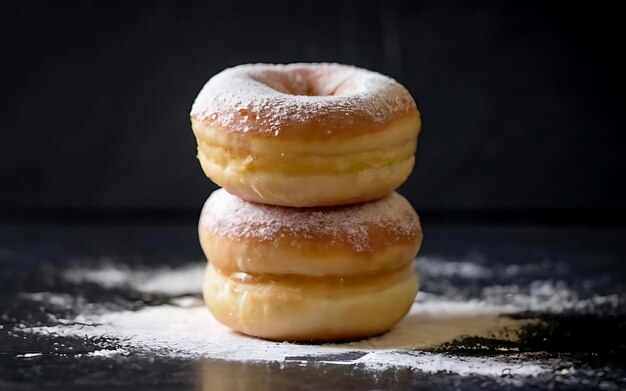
86, 348, 128, 358
200, 189, 420, 252
418, 257, 493, 279
21, 260, 625, 378
63, 263, 204, 295
190, 63, 416, 136
24, 296, 547, 377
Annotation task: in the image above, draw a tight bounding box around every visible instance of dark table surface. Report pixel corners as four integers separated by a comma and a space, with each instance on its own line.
1, 222, 625, 390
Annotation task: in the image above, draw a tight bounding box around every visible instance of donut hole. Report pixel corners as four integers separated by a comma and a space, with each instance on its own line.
253, 67, 358, 97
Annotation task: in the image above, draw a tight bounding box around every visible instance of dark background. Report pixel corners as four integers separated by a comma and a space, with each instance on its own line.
1, 0, 625, 222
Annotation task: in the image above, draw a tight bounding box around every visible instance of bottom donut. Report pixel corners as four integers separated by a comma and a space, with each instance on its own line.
203, 263, 419, 341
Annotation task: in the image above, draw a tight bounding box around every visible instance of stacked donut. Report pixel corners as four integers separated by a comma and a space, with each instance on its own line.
191, 63, 423, 341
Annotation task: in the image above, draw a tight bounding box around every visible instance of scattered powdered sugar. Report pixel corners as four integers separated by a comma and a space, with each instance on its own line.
63, 263, 204, 295
412, 292, 508, 315
16, 353, 43, 358
482, 281, 622, 314
25, 296, 547, 377
417, 257, 493, 279
190, 63, 416, 136
353, 351, 548, 377
21, 261, 622, 378
86, 348, 128, 358
200, 189, 419, 252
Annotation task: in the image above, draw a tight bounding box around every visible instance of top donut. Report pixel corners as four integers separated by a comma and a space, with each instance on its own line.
191, 63, 421, 207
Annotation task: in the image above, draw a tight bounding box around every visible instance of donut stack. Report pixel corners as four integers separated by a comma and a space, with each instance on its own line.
191, 63, 422, 341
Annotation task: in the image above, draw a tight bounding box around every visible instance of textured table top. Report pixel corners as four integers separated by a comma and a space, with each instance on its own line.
1, 223, 625, 390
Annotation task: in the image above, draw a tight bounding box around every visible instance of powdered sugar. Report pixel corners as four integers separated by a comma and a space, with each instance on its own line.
481, 281, 622, 314
86, 348, 128, 358
200, 189, 420, 252
22, 259, 625, 378
353, 351, 548, 377
25, 296, 547, 377
63, 263, 204, 295
418, 257, 494, 279
190, 63, 416, 136
16, 353, 43, 358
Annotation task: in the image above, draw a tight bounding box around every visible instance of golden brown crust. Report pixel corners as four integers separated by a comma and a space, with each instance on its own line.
203, 263, 419, 341
200, 230, 421, 277
191, 110, 420, 142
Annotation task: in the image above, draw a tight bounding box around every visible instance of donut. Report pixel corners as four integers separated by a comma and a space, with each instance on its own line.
199, 189, 423, 341
203, 263, 418, 342
199, 189, 422, 277
191, 63, 421, 207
